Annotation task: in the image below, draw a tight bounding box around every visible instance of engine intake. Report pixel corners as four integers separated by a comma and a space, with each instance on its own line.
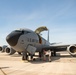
0, 46, 2, 51
67, 45, 76, 56
5, 47, 10, 53
5, 47, 16, 55
0, 45, 7, 52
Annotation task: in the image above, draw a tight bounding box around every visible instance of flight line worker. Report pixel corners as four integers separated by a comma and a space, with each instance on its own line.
43, 49, 51, 62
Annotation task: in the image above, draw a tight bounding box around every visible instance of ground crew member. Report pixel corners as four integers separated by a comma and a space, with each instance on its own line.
43, 49, 51, 62
48, 50, 51, 62
43, 49, 46, 61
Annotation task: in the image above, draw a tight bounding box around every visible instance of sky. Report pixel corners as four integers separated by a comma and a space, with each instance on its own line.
0, 0, 76, 45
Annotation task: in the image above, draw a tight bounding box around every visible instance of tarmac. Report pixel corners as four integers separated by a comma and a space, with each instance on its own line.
0, 51, 76, 75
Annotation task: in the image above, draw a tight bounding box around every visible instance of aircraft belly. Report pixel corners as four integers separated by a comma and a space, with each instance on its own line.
11, 43, 25, 52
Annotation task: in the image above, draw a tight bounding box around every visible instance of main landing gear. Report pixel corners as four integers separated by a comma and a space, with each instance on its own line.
51, 51, 56, 56
22, 52, 34, 61
22, 52, 28, 60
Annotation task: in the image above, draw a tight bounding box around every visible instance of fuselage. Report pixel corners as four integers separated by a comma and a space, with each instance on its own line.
6, 28, 50, 53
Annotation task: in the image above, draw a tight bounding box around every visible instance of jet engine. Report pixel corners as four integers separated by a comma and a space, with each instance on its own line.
5, 47, 16, 55
0, 45, 7, 52
0, 46, 2, 51
67, 45, 76, 56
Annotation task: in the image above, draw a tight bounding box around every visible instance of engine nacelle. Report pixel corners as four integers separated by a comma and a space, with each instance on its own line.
5, 47, 16, 55
67, 45, 76, 56
0, 45, 7, 52
0, 46, 2, 51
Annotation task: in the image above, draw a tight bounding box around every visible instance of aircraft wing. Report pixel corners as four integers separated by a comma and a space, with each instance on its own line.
42, 44, 76, 56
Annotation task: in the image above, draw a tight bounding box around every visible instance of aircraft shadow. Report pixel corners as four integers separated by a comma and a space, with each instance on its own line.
28, 53, 60, 64
0, 67, 9, 69
28, 53, 75, 64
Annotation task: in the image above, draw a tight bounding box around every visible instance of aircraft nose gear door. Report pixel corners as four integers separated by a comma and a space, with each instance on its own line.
26, 45, 36, 55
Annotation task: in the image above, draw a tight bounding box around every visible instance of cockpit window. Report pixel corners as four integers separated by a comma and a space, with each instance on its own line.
24, 31, 31, 34
14, 30, 31, 34
14, 30, 22, 32
12, 30, 32, 35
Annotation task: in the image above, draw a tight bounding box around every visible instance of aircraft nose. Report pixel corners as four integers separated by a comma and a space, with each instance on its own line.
6, 31, 22, 46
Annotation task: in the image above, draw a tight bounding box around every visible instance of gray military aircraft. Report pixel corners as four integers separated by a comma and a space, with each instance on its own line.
6, 26, 76, 60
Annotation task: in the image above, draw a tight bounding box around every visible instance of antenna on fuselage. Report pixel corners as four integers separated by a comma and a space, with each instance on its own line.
47, 29, 49, 42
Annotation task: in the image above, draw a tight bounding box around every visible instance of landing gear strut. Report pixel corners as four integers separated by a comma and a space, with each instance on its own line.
51, 51, 56, 56
39, 52, 42, 59
22, 52, 28, 60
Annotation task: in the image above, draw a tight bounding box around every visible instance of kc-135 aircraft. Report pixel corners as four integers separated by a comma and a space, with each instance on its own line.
6, 26, 76, 60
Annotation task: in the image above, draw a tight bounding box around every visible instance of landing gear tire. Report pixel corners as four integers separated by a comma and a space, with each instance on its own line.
22, 55, 28, 60
22, 52, 28, 60
22, 56, 25, 60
